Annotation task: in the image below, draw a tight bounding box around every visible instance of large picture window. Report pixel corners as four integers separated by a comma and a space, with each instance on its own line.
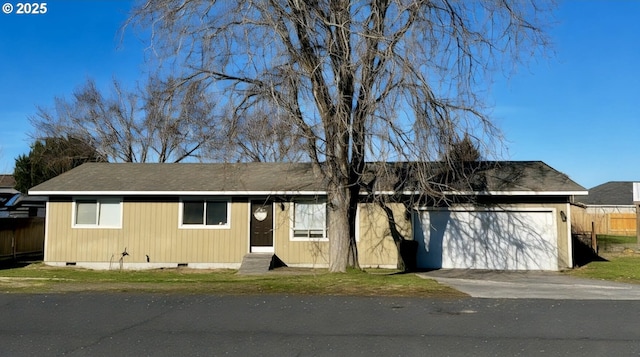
180, 200, 230, 228
73, 198, 122, 228
292, 201, 327, 240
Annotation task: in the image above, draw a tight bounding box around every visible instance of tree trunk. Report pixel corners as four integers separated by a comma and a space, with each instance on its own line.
327, 182, 351, 273
347, 201, 360, 270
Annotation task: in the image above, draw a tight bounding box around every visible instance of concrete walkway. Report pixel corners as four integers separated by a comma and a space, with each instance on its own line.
237, 253, 273, 275
418, 270, 640, 300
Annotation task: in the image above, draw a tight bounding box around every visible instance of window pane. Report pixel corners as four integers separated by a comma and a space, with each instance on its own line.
183, 201, 204, 224
293, 230, 308, 238
294, 203, 325, 229
206, 201, 228, 225
309, 230, 324, 238
76, 201, 97, 225
99, 201, 121, 226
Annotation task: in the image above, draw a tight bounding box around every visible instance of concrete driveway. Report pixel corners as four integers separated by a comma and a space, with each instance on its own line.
418, 270, 640, 300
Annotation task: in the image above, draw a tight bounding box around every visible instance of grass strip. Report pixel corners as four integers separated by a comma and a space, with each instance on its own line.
567, 253, 640, 284
0, 263, 465, 297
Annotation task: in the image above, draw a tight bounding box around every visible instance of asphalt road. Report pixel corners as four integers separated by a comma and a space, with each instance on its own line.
0, 293, 639, 356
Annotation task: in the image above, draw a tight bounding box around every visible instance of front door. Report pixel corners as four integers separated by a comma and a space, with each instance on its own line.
250, 201, 274, 253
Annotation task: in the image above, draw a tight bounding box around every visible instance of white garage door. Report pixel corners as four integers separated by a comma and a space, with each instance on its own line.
414, 209, 558, 271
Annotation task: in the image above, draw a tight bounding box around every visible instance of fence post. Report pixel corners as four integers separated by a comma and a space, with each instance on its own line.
591, 221, 597, 253
11, 221, 16, 261
636, 203, 640, 244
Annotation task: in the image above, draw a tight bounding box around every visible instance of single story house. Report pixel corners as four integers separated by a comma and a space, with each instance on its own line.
573, 181, 637, 237
29, 161, 586, 271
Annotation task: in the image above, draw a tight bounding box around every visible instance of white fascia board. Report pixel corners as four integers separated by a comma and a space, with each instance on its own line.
585, 204, 635, 208
360, 191, 420, 195
31, 189, 588, 197
442, 190, 588, 196
28, 190, 328, 196
415, 205, 556, 212
363, 190, 588, 196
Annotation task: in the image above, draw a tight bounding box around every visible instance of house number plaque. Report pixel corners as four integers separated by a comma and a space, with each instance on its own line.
253, 207, 268, 221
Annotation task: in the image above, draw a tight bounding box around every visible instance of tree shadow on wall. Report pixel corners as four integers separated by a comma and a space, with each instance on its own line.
414, 208, 563, 271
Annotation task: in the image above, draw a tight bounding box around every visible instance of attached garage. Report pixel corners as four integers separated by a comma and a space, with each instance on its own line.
414, 208, 560, 271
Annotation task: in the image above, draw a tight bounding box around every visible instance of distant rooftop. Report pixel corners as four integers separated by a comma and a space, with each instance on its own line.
0, 174, 15, 188
576, 181, 636, 206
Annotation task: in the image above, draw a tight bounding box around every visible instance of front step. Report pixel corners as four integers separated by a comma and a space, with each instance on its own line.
237, 253, 286, 275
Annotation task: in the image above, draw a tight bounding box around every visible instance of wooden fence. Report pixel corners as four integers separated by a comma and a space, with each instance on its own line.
0, 218, 45, 262
571, 204, 637, 236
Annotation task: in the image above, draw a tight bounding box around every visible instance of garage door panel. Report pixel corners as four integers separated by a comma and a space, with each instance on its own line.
415, 210, 558, 271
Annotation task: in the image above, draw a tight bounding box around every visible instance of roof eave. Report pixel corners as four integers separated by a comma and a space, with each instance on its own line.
443, 190, 589, 196
30, 189, 589, 197
28, 190, 328, 196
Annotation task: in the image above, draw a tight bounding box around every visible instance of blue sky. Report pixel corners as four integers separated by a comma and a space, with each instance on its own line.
1, 1, 639, 189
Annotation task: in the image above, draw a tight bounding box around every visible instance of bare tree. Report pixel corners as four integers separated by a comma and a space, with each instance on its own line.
0, 146, 6, 173
31, 75, 306, 164
30, 76, 226, 163
130, 0, 553, 272
226, 103, 307, 162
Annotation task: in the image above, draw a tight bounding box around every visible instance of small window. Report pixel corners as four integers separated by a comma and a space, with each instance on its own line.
180, 200, 230, 228
291, 201, 327, 240
73, 198, 122, 228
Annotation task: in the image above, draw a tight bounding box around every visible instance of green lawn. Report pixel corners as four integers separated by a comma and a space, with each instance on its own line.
567, 253, 640, 284
7, 253, 640, 295
0, 263, 465, 297
597, 234, 637, 246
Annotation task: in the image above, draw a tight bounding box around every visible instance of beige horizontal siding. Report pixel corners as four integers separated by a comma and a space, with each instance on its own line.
542, 202, 571, 269
272, 202, 407, 268
45, 200, 249, 265
357, 203, 410, 268
273, 202, 329, 267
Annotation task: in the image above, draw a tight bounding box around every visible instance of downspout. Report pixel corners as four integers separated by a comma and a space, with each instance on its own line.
43, 201, 50, 263
566, 202, 573, 268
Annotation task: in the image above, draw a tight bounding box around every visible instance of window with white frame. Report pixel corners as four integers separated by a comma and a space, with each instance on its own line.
73, 198, 122, 228
292, 200, 327, 239
180, 200, 230, 228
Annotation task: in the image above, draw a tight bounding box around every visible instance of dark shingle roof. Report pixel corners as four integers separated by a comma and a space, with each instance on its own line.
576, 181, 635, 205
29, 161, 586, 195
29, 163, 324, 193
368, 161, 585, 194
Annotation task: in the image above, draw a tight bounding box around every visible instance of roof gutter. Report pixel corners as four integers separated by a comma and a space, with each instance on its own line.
29, 189, 589, 197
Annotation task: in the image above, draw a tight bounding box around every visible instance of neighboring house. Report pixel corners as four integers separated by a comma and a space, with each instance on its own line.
573, 181, 637, 237
0, 174, 18, 208
29, 161, 586, 271
0, 193, 47, 218
0, 175, 46, 262
0, 174, 16, 189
